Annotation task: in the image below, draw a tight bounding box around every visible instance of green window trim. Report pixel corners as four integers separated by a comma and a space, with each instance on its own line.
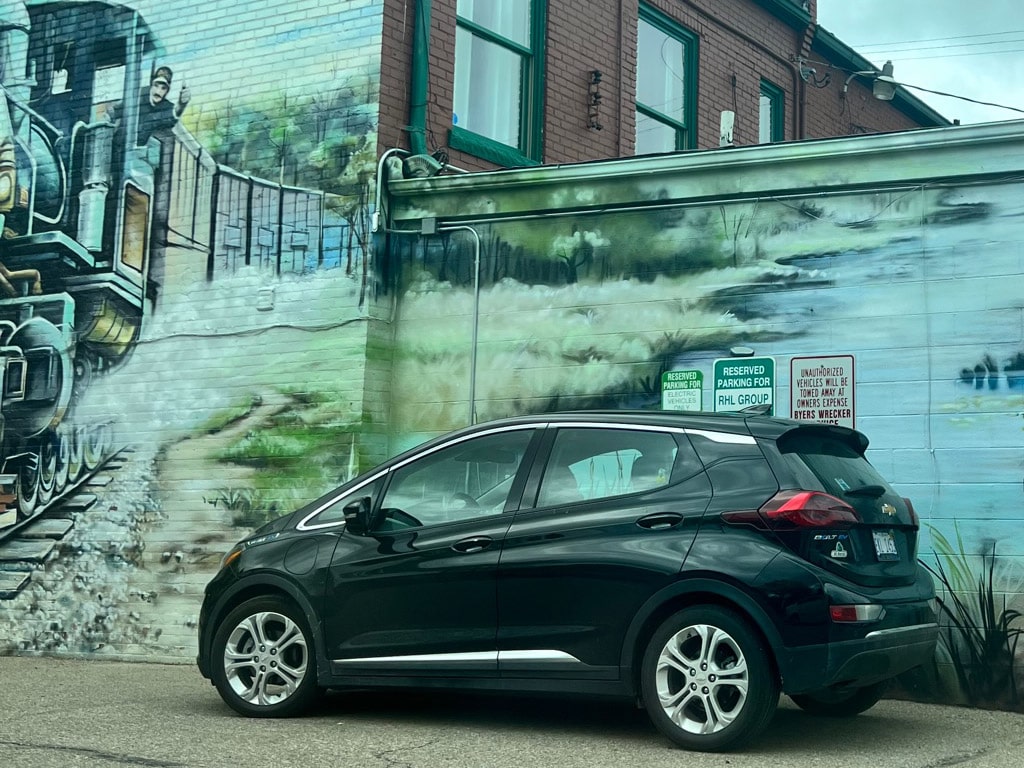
636, 4, 699, 153
759, 79, 785, 143
449, 126, 541, 168
450, 0, 546, 165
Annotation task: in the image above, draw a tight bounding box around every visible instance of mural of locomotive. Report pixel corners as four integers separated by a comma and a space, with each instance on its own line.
0, 1, 166, 534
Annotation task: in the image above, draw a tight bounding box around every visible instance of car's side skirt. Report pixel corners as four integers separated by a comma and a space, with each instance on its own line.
330, 649, 618, 681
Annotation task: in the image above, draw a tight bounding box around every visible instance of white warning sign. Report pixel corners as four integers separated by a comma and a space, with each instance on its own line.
789, 355, 855, 428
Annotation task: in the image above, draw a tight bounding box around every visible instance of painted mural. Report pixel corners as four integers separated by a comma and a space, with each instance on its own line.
0, 0, 1019, 720
0, 0, 384, 657
385, 175, 1024, 711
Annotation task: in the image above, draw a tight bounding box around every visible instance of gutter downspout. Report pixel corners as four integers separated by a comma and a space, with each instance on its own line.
408, 0, 431, 155
795, 19, 818, 141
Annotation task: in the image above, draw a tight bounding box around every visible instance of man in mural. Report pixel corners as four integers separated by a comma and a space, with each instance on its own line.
135, 65, 191, 146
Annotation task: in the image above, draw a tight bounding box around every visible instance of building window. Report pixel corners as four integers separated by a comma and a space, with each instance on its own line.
635, 5, 698, 155
759, 80, 785, 143
450, 0, 545, 166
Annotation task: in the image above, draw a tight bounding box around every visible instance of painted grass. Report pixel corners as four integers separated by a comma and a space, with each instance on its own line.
391, 263, 806, 434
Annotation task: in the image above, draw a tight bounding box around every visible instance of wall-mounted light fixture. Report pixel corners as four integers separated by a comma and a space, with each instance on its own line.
402, 152, 447, 178
842, 60, 896, 101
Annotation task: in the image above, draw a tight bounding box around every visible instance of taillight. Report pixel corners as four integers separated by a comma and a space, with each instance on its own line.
903, 497, 919, 528
759, 490, 859, 528
830, 604, 885, 623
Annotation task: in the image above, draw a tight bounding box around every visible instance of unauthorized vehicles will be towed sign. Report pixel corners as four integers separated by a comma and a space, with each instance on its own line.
790, 354, 855, 428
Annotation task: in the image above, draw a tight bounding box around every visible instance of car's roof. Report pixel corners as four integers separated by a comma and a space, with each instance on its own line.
418, 409, 860, 448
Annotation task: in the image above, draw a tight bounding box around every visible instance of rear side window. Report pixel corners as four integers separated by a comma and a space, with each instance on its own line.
537, 427, 697, 507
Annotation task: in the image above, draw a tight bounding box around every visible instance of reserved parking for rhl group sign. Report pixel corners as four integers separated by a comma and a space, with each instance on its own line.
713, 356, 775, 414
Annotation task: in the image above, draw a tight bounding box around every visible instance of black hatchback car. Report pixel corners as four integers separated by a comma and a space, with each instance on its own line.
197, 410, 938, 752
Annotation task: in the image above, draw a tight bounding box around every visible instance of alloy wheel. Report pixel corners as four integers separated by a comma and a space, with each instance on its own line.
655, 622, 749, 734
222, 610, 309, 707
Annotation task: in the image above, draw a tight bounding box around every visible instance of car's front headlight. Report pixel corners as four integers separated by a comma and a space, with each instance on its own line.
218, 546, 243, 571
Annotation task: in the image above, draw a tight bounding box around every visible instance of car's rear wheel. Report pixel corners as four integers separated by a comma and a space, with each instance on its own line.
211, 596, 319, 717
640, 606, 779, 752
789, 681, 888, 717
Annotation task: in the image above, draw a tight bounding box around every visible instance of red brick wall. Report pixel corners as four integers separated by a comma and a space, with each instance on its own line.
379, 0, 416, 153
645, 0, 802, 149
380, 0, 933, 170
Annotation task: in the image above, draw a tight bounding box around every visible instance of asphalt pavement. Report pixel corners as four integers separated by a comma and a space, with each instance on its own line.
1, 655, 1022, 768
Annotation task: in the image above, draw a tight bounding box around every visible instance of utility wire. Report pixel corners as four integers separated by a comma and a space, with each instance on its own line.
852, 29, 1024, 49
897, 82, 1024, 114
857, 38, 1024, 56
893, 47, 1024, 62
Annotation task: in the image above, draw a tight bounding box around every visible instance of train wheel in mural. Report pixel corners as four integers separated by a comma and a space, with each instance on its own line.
640, 606, 779, 752
789, 682, 888, 717
211, 596, 319, 718
15, 450, 41, 520
37, 435, 58, 505
83, 424, 112, 472
67, 425, 85, 483
54, 426, 71, 490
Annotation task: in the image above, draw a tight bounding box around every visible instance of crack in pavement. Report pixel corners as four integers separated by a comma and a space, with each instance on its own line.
0, 739, 187, 767
919, 741, 1024, 768
372, 738, 442, 768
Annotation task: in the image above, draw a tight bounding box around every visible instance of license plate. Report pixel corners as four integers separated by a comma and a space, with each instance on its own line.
873, 530, 899, 561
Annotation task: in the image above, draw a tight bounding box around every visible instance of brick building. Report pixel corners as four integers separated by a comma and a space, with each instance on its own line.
378, 0, 949, 172
17, 0, 1022, 702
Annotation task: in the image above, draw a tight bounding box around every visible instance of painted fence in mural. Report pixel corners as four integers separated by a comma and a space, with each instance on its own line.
0, 0, 386, 658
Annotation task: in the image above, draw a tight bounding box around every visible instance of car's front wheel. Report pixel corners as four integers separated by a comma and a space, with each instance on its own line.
640, 606, 779, 752
790, 681, 888, 717
210, 596, 319, 717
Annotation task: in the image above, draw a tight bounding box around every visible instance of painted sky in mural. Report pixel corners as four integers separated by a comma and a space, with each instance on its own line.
123, 0, 382, 108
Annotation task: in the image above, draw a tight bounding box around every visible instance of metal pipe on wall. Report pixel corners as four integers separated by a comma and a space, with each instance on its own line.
436, 224, 481, 425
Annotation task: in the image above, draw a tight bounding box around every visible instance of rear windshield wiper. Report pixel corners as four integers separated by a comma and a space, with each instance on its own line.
843, 484, 886, 498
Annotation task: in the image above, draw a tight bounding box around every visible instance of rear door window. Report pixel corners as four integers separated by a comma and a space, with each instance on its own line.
536, 427, 697, 507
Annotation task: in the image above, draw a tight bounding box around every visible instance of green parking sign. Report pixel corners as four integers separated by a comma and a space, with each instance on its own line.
713, 357, 775, 414
661, 370, 703, 411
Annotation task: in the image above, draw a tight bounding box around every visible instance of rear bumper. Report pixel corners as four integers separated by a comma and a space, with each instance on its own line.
779, 621, 938, 695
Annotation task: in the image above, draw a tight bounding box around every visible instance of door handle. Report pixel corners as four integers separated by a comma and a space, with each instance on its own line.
636, 512, 684, 530
452, 536, 493, 553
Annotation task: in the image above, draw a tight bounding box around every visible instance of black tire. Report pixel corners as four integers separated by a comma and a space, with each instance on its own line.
210, 596, 320, 718
790, 681, 888, 717
640, 606, 779, 752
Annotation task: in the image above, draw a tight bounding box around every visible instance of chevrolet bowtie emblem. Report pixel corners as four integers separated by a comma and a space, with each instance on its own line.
881, 503, 897, 517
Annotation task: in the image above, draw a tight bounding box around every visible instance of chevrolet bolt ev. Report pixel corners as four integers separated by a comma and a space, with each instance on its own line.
197, 411, 938, 752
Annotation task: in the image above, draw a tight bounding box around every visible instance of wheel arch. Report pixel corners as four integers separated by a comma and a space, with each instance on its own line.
620, 577, 785, 698
202, 574, 330, 685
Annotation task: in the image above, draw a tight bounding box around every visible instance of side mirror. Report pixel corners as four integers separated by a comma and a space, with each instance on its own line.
343, 496, 373, 535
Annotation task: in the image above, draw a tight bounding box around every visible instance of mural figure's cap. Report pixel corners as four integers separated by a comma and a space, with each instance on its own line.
152, 66, 173, 85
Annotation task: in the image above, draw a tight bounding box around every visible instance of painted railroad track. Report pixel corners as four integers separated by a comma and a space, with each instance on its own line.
0, 447, 131, 600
